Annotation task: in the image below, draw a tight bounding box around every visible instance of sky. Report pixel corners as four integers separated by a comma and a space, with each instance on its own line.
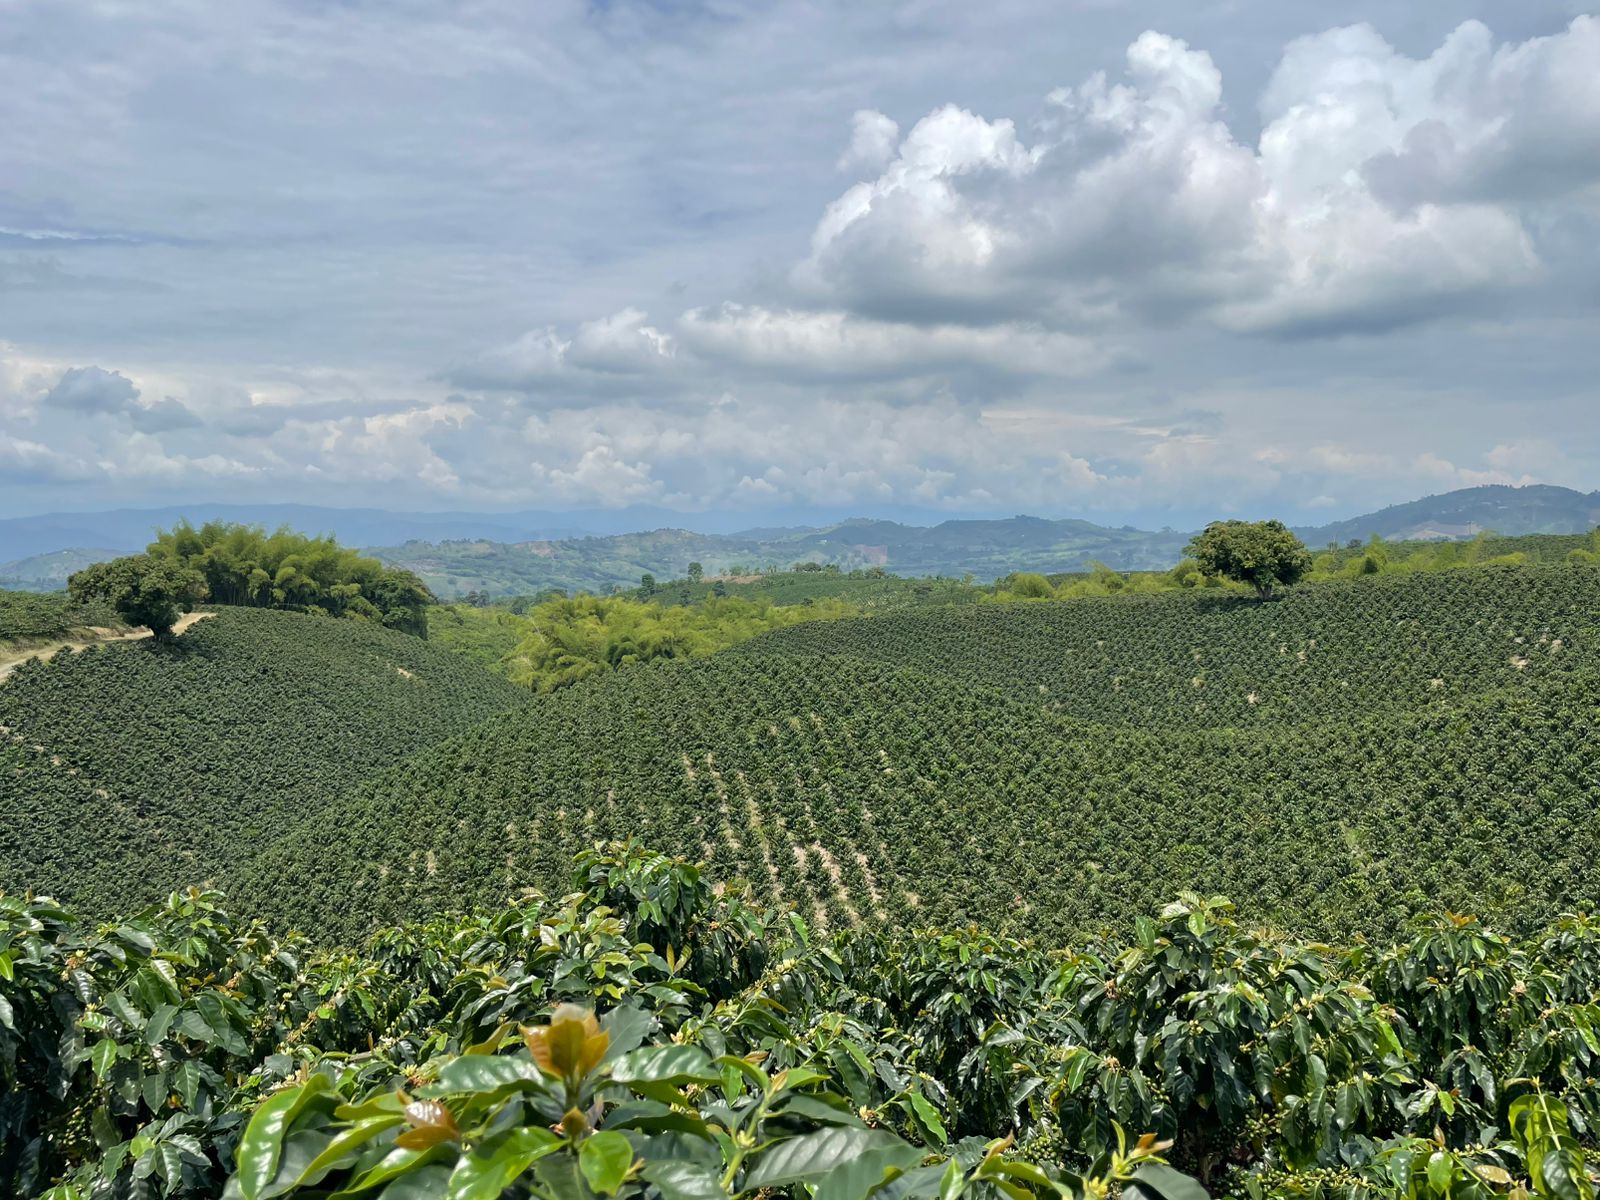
1, 0, 1598, 526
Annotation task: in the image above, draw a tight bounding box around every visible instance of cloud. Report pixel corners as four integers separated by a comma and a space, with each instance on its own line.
41, 364, 204, 430
798, 19, 1597, 336
0, 432, 88, 483
448, 309, 678, 394
131, 396, 204, 432
837, 109, 900, 173
2, 6, 1598, 522
44, 366, 141, 414
678, 305, 1105, 380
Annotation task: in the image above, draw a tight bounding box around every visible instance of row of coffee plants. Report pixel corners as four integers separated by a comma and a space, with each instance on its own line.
0, 589, 120, 642
732, 566, 1600, 730
240, 641, 1600, 948
5, 842, 1598, 1199
0, 607, 525, 915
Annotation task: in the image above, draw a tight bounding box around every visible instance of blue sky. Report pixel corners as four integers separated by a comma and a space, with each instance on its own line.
1, 0, 1597, 524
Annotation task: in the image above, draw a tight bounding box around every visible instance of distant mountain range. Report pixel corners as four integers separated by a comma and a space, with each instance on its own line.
1295, 484, 1600, 545
3, 484, 1596, 595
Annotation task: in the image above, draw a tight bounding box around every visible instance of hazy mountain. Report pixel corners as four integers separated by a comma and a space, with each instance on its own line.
366, 519, 1195, 598
4, 485, 1594, 597
1296, 484, 1600, 546
0, 548, 127, 590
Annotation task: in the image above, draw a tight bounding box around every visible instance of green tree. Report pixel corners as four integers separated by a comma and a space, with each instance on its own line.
68, 554, 207, 639
686, 561, 704, 583
639, 572, 656, 595
1002, 572, 1055, 599
1185, 519, 1312, 599
145, 521, 435, 636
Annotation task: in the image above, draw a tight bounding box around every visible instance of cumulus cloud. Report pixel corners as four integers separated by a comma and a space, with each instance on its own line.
3, 7, 1598, 521
837, 109, 900, 173
799, 18, 1597, 336
449, 309, 677, 394
40, 364, 203, 430
44, 366, 141, 414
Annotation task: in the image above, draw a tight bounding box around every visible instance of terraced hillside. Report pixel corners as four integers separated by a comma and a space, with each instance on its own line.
0, 606, 525, 913
244, 564, 1600, 945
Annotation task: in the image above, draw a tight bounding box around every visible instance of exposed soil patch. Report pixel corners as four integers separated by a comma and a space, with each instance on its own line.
0, 611, 214, 684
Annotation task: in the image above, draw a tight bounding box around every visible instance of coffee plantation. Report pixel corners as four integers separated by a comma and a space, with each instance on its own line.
0, 607, 525, 914
236, 564, 1600, 946
6, 544, 1600, 1198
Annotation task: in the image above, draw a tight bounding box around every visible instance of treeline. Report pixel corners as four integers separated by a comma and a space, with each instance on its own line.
151, 522, 434, 635
994, 527, 1600, 603
8, 842, 1600, 1200
68, 522, 435, 637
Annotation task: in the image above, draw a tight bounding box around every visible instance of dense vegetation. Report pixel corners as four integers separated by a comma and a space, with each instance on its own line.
237, 565, 1600, 949
69, 554, 209, 639
426, 593, 862, 688
0, 607, 524, 915
148, 522, 435, 637
505, 595, 860, 691
0, 588, 120, 642
11, 843, 1600, 1200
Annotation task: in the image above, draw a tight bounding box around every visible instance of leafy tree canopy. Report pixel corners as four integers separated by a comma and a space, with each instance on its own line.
1185, 519, 1313, 598
67, 554, 207, 638
148, 520, 434, 636
506, 593, 857, 691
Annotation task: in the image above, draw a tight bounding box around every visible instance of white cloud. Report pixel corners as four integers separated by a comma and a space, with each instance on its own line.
798, 19, 1597, 335
450, 309, 677, 393
837, 109, 901, 173
678, 304, 1104, 380
3, 7, 1598, 521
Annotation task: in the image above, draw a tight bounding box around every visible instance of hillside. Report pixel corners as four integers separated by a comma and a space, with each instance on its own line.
242, 564, 1600, 944
0, 548, 125, 591
0, 606, 525, 914
1298, 483, 1600, 544
0, 587, 120, 642
732, 564, 1600, 727
10, 485, 1597, 598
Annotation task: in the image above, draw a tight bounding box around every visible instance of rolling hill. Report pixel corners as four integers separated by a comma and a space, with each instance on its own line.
0, 606, 525, 915
239, 563, 1600, 944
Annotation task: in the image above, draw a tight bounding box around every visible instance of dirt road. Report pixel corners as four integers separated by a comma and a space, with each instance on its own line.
0, 611, 214, 684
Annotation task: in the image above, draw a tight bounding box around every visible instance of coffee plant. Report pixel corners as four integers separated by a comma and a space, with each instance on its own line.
6, 843, 1600, 1200
0, 590, 121, 642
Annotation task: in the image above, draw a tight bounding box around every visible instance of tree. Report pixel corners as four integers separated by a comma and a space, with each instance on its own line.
68, 554, 207, 639
144, 521, 435, 636
686, 561, 704, 583
639, 572, 656, 595
1002, 572, 1055, 599
1185, 519, 1312, 599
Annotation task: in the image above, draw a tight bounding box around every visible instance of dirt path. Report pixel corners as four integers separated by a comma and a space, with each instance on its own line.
0, 611, 214, 683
